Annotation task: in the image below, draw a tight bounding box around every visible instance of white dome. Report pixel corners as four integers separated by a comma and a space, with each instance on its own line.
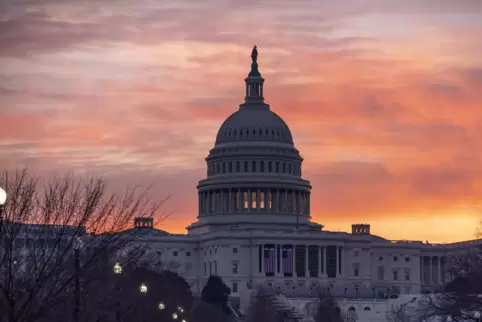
215, 106, 294, 145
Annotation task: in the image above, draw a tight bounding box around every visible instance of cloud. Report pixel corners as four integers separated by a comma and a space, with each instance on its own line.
1, 0, 482, 241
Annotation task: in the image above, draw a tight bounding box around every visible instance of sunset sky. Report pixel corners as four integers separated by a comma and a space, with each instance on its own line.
1, 0, 482, 242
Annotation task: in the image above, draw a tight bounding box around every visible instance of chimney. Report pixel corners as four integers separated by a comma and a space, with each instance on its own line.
352, 224, 370, 235
134, 217, 154, 229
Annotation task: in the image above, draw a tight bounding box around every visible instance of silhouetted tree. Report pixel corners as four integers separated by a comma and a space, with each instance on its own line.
417, 222, 482, 321
0, 168, 170, 322
201, 275, 232, 315
245, 287, 285, 322
313, 290, 345, 322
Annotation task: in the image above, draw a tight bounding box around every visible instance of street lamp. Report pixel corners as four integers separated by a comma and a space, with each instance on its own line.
0, 186, 6, 230
113, 263, 122, 322
158, 302, 166, 310
177, 306, 184, 313
172, 313, 178, 320
140, 283, 147, 293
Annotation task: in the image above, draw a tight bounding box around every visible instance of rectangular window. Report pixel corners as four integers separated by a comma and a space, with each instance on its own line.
260, 191, 265, 208
405, 270, 410, 281
244, 192, 248, 209
308, 245, 319, 277
251, 191, 256, 209
232, 282, 238, 293
232, 262, 238, 274
233, 247, 238, 254
354, 266, 359, 277
186, 252, 191, 257
173, 251, 178, 256
393, 270, 399, 281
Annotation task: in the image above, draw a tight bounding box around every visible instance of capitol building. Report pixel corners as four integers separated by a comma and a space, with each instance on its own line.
129, 47, 481, 320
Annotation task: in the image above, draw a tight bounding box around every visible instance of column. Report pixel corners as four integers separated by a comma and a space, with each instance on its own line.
318, 246, 322, 276
323, 246, 327, 274
228, 189, 232, 213
256, 188, 261, 210
276, 189, 280, 212
279, 245, 283, 275
248, 188, 252, 211
264, 188, 269, 211
261, 244, 264, 274
307, 192, 311, 216
305, 245, 309, 277
420, 256, 424, 284
438, 256, 442, 285
284, 189, 288, 213
429, 256, 433, 285
238, 188, 242, 212
293, 244, 297, 277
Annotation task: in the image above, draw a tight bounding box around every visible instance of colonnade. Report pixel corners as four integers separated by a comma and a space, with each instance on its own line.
198, 188, 310, 216
258, 244, 342, 279
420, 255, 445, 285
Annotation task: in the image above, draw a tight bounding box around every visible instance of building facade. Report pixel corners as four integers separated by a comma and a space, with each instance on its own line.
127, 47, 481, 314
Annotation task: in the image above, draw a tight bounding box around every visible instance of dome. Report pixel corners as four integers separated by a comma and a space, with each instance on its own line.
215, 107, 294, 145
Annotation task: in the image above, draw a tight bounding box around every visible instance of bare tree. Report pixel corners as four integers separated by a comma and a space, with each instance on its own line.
417, 222, 482, 321
0, 168, 170, 322
313, 289, 345, 322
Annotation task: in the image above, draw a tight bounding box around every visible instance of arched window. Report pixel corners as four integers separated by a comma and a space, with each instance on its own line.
252, 161, 256, 172
276, 162, 279, 173
378, 266, 385, 280
216, 163, 220, 174
236, 161, 240, 172
229, 162, 232, 173
260, 161, 264, 172
244, 161, 248, 172
222, 162, 226, 174
288, 163, 292, 174
364, 307, 371, 311
282, 162, 286, 173
268, 161, 272, 172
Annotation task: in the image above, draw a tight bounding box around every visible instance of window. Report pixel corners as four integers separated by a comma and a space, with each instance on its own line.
232, 282, 238, 293
229, 162, 232, 173
393, 270, 399, 281
354, 250, 359, 257
276, 162, 279, 173
252, 161, 256, 172
364, 307, 371, 311
393, 256, 398, 262
244, 161, 248, 172
236, 161, 240, 172
260, 161, 264, 172
232, 262, 239, 274
354, 266, 359, 277
173, 251, 178, 256
233, 247, 238, 254
405, 256, 410, 262
378, 266, 384, 280
268, 162, 272, 172
379, 256, 384, 261
405, 270, 410, 281
186, 251, 191, 257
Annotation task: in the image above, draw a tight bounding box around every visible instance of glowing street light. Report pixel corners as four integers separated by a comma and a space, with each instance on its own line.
172, 312, 178, 320
140, 283, 147, 293
181, 319, 187, 322
113, 262, 122, 275
177, 306, 184, 313
158, 302, 165, 310
0, 187, 6, 206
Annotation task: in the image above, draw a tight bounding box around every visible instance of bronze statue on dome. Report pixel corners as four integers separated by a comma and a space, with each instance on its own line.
251, 45, 258, 63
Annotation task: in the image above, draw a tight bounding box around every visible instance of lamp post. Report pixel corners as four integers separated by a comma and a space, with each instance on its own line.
0, 186, 6, 232
113, 263, 122, 322
139, 283, 147, 322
